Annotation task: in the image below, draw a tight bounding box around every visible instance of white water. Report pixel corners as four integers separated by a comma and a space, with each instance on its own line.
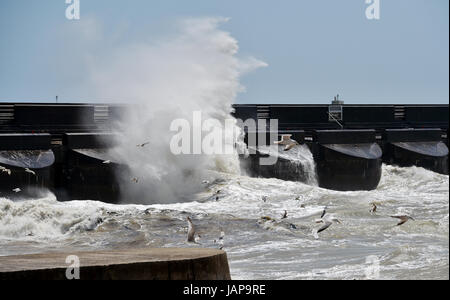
257, 144, 318, 185
0, 164, 448, 280
81, 17, 266, 204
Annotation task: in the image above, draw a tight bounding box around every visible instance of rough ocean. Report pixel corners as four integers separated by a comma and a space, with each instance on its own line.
1, 159, 448, 280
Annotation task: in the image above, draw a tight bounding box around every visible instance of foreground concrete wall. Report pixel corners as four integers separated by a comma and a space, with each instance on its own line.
0, 248, 231, 280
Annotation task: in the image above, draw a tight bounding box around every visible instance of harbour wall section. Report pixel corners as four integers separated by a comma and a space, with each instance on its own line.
0, 103, 448, 201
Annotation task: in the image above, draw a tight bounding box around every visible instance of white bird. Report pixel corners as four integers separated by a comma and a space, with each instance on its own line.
131, 177, 139, 183
320, 206, 328, 219
217, 231, 225, 250
313, 213, 341, 238
316, 218, 341, 233
194, 233, 202, 243
25, 168, 36, 176
136, 142, 150, 148
102, 160, 111, 164
12, 188, 21, 193
274, 134, 299, 151
391, 215, 414, 226
0, 166, 11, 176
186, 216, 196, 243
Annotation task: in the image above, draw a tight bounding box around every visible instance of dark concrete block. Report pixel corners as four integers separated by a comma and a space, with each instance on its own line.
65, 133, 118, 149
314, 129, 377, 144
14, 104, 95, 126
384, 128, 443, 143
313, 143, 382, 191
0, 133, 51, 150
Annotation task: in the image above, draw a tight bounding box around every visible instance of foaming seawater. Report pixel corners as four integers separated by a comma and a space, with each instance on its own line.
256, 144, 318, 185
97, 17, 265, 204
0, 194, 105, 240
0, 165, 448, 279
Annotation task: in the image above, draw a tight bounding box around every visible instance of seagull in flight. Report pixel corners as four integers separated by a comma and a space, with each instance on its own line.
215, 231, 225, 250
1, 166, 11, 176
316, 218, 341, 233
313, 207, 341, 238
370, 203, 377, 213
274, 134, 299, 151
137, 142, 150, 148
25, 168, 36, 176
320, 206, 327, 219
391, 215, 414, 226
186, 216, 196, 243
12, 188, 21, 193
313, 216, 341, 239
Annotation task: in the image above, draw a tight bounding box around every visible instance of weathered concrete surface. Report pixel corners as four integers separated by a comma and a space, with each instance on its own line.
0, 248, 231, 280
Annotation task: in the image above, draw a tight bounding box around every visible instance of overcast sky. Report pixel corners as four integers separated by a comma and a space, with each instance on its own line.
0, 0, 448, 104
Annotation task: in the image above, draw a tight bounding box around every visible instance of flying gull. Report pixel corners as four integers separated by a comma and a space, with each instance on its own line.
1, 166, 11, 176
137, 142, 150, 148
320, 206, 328, 219
217, 231, 225, 250
25, 168, 36, 176
274, 134, 300, 151
391, 215, 414, 226
313, 209, 341, 238
186, 216, 196, 243
370, 203, 377, 213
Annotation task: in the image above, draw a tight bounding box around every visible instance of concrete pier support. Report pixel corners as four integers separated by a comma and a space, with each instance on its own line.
0, 248, 231, 280
0, 133, 54, 199
383, 129, 449, 175
57, 133, 123, 203
312, 130, 382, 191
241, 131, 312, 182
242, 150, 312, 182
